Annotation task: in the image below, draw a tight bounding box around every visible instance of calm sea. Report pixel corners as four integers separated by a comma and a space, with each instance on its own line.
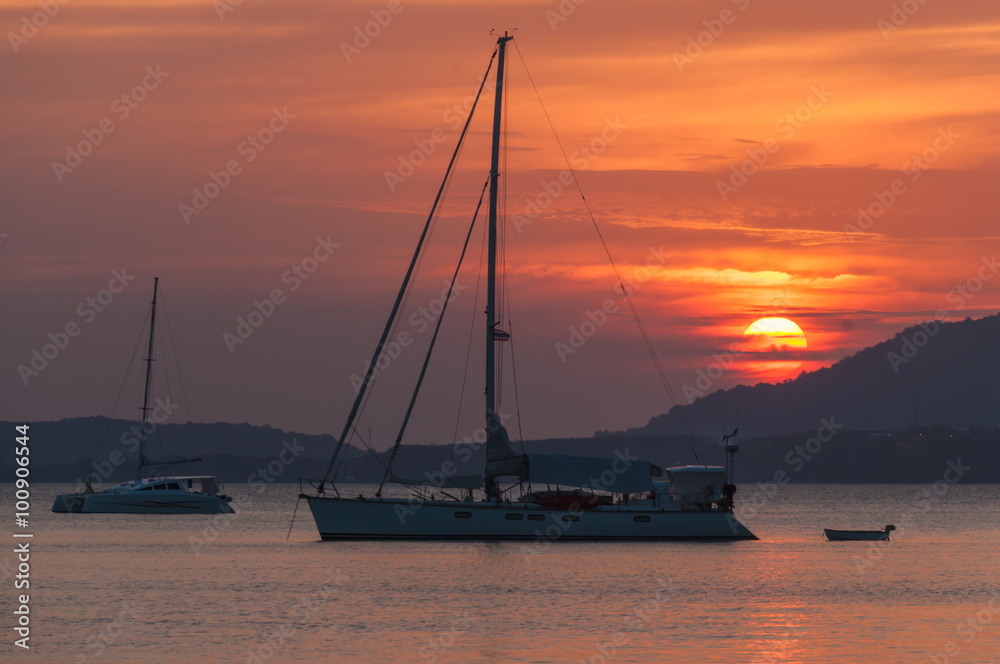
5, 483, 999, 663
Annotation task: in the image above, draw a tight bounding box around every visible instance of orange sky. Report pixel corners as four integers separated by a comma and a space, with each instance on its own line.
3, 0, 999, 443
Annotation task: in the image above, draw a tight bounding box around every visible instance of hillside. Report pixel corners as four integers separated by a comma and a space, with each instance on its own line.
623, 313, 1000, 438
5, 418, 999, 486
6, 314, 999, 486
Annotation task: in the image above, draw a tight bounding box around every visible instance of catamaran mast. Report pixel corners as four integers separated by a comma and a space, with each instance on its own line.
486, 33, 512, 429
137, 277, 158, 477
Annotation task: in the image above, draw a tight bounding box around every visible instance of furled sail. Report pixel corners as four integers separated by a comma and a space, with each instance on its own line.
485, 420, 529, 478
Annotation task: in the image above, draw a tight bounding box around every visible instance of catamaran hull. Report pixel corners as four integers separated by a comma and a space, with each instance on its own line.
304, 495, 756, 540
82, 492, 234, 514
52, 493, 88, 513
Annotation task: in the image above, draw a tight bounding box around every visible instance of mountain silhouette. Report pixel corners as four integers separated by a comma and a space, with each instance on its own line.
619, 313, 999, 438
8, 314, 1000, 485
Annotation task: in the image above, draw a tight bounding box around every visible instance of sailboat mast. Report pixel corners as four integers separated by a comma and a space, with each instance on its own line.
137, 277, 158, 477
486, 33, 512, 426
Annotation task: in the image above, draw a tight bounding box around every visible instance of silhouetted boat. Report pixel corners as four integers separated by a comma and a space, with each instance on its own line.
52, 279, 233, 515
824, 525, 895, 541
81, 475, 232, 514
301, 33, 756, 541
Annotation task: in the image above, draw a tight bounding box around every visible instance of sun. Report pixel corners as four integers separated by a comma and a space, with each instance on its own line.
743, 317, 808, 349
741, 317, 808, 378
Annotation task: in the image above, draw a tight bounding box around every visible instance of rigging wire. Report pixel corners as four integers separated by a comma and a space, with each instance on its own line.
154, 310, 171, 463
496, 52, 510, 415
285, 495, 301, 541
376, 177, 489, 494
506, 317, 527, 453
498, 111, 525, 452
158, 289, 196, 460
498, 86, 525, 453
89, 305, 150, 471
494, 41, 524, 454
450, 178, 491, 460
330, 105, 473, 485
329, 161, 457, 483
512, 40, 702, 463
321, 45, 500, 489
350, 424, 393, 471
332, 48, 491, 477
328, 60, 487, 485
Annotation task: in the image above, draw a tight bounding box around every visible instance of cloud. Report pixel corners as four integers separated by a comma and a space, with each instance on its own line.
2, 0, 998, 440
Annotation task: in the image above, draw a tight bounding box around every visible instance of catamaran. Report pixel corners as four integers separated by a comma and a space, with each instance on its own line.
301, 33, 756, 540
52, 278, 234, 514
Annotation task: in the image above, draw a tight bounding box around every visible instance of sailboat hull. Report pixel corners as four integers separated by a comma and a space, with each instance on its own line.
304, 495, 756, 541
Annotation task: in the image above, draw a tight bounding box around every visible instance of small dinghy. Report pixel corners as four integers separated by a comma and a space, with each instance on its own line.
824, 525, 895, 541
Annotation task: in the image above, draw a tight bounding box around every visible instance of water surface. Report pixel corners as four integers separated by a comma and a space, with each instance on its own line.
9, 483, 999, 663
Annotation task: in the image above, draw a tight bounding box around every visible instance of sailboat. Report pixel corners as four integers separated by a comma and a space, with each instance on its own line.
301, 33, 756, 540
52, 278, 234, 514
